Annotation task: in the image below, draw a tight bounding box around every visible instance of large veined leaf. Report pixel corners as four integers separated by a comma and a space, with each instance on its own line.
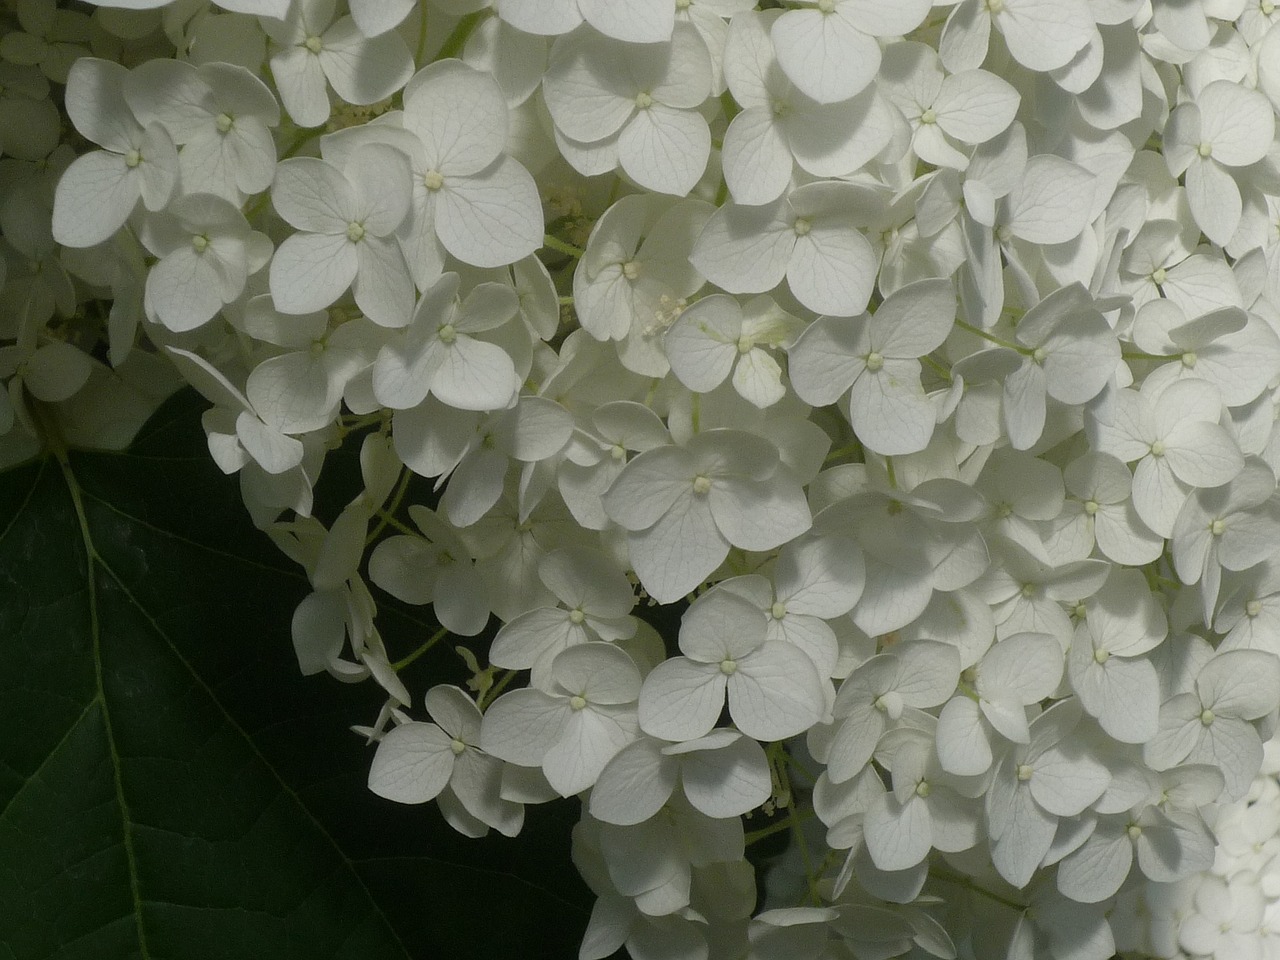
0, 391, 591, 960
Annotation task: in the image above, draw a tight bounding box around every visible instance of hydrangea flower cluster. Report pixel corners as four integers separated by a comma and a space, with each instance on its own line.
8, 0, 1280, 956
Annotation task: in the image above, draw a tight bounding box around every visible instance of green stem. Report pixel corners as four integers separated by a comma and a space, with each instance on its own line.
437, 11, 487, 60
744, 804, 815, 845
373, 510, 417, 538
544, 234, 586, 259
479, 669, 517, 710
392, 625, 449, 672
922, 354, 953, 381
1122, 350, 1175, 362
823, 441, 864, 466
558, 295, 575, 306
791, 806, 822, 906
364, 468, 413, 547
953, 318, 1028, 354
414, 0, 430, 65
930, 865, 1027, 913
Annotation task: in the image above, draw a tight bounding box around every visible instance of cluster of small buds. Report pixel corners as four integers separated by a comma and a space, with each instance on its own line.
9, 0, 1280, 958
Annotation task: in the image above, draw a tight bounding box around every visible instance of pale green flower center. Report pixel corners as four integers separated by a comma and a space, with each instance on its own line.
346, 221, 366, 243
720, 658, 738, 676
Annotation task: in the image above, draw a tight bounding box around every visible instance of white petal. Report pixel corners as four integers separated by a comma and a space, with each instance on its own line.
1184, 158, 1242, 248
691, 199, 793, 295
436, 157, 543, 267
479, 688, 567, 765
145, 248, 226, 332
235, 411, 304, 475
353, 235, 414, 328
403, 59, 507, 175
710, 474, 812, 552
368, 721, 455, 804
936, 696, 993, 776
848, 363, 937, 456
590, 738, 678, 825
1006, 155, 1095, 245
864, 792, 932, 872
676, 734, 772, 818
51, 151, 139, 248
995, 0, 1093, 71
430, 338, 520, 412
269, 231, 358, 314
638, 658, 727, 741
618, 104, 711, 198
628, 494, 730, 604
721, 107, 793, 206
729, 641, 825, 741
1057, 827, 1132, 903
272, 156, 358, 232
665, 294, 740, 393
788, 222, 877, 316
581, 0, 674, 43
319, 17, 413, 106
771, 8, 879, 104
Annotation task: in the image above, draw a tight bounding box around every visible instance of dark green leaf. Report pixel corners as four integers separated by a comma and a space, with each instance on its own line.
0, 391, 592, 960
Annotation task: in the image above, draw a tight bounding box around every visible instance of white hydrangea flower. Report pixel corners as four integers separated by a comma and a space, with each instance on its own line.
636, 587, 826, 743
260, 0, 413, 128
269, 143, 414, 327
51, 57, 178, 248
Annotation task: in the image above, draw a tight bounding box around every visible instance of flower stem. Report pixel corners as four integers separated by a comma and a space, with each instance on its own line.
544, 234, 585, 259
392, 625, 449, 672
437, 11, 487, 60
